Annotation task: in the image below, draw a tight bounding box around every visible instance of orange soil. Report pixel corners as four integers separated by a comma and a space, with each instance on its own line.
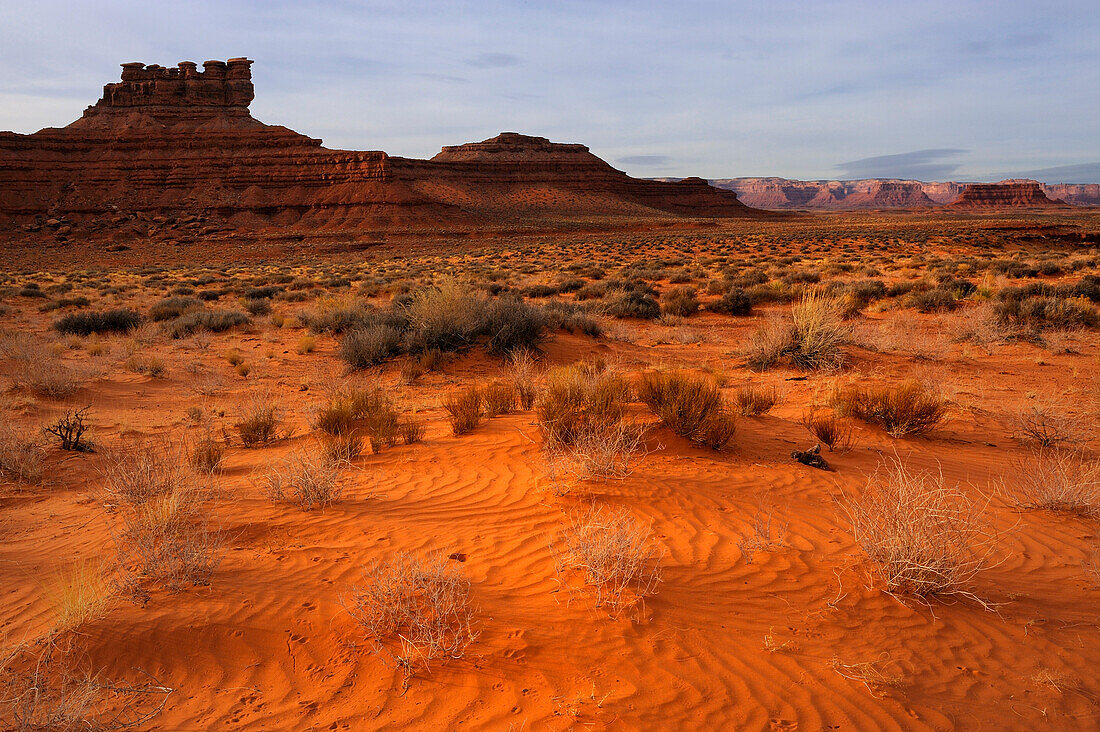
2, 214, 1100, 730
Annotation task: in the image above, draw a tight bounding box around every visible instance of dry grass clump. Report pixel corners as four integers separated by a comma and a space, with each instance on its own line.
637, 370, 736, 449
262, 448, 345, 511
507, 350, 540, 410
97, 440, 223, 592
398, 418, 425, 445
734, 383, 780, 416
482, 381, 517, 417
801, 408, 854, 451
1010, 400, 1079, 448
1005, 449, 1100, 517
186, 429, 225, 474
841, 458, 996, 601
536, 362, 631, 447
0, 426, 46, 485
4, 335, 87, 399
744, 292, 848, 371
552, 504, 664, 617
347, 552, 477, 674
99, 440, 188, 507
832, 380, 948, 437
0, 640, 171, 731
113, 486, 224, 592
313, 386, 398, 453
48, 559, 114, 633
545, 421, 648, 483
234, 394, 286, 447
442, 386, 483, 435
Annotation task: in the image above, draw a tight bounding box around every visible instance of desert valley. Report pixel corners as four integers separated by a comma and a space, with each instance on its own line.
0, 52, 1099, 732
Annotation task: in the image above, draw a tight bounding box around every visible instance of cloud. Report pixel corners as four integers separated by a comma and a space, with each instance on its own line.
993, 162, 1100, 184
465, 52, 520, 69
617, 154, 671, 167
835, 149, 969, 181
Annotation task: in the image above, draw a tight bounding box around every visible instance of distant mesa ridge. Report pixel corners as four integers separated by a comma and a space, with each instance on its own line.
0, 59, 759, 238
703, 177, 1096, 209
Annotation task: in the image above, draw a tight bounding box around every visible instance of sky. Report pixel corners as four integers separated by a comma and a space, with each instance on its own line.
1, 1, 1097, 183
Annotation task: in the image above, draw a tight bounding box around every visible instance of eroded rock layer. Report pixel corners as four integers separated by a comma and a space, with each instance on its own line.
948, 181, 1068, 208
0, 60, 758, 239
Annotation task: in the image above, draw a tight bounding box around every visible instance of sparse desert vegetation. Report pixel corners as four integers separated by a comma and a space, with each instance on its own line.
2, 212, 1100, 728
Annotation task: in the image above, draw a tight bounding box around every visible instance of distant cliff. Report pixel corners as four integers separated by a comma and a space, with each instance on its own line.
697, 177, 1096, 210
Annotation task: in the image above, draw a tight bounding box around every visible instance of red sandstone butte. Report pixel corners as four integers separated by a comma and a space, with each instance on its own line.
947, 180, 1069, 208
0, 59, 760, 240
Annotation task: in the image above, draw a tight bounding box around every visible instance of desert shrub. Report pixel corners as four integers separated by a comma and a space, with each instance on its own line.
166, 309, 249, 338
482, 296, 548, 356
298, 298, 373, 333
99, 440, 188, 506
833, 381, 947, 437
0, 426, 45, 485
602, 291, 660, 320
125, 354, 166, 377
1006, 449, 1100, 517
743, 292, 848, 370
507, 350, 540, 410
743, 315, 797, 371
543, 301, 603, 337
734, 384, 780, 416
994, 295, 1098, 331
545, 421, 648, 483
0, 641, 171, 730
43, 407, 91, 451
340, 323, 403, 369
149, 296, 201, 321
709, 287, 753, 315
801, 408, 854, 451
53, 308, 141, 336
907, 288, 957, 313
948, 302, 1021, 348
787, 292, 849, 369
482, 381, 517, 417
536, 363, 631, 447
1011, 401, 1078, 447
661, 286, 699, 317
234, 397, 284, 447
40, 295, 91, 312
113, 486, 224, 590
399, 419, 425, 445
262, 449, 344, 511
637, 370, 735, 448
442, 386, 483, 435
552, 504, 664, 616
402, 280, 485, 353
242, 297, 272, 316
320, 431, 364, 463
313, 386, 398, 453
842, 458, 995, 600
187, 432, 225, 474
348, 552, 477, 674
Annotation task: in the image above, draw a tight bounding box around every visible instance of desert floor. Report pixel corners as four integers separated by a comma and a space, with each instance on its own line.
2, 211, 1100, 730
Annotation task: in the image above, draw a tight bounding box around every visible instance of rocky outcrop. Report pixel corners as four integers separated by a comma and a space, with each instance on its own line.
0, 60, 759, 240
948, 180, 1069, 208
417, 133, 752, 216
